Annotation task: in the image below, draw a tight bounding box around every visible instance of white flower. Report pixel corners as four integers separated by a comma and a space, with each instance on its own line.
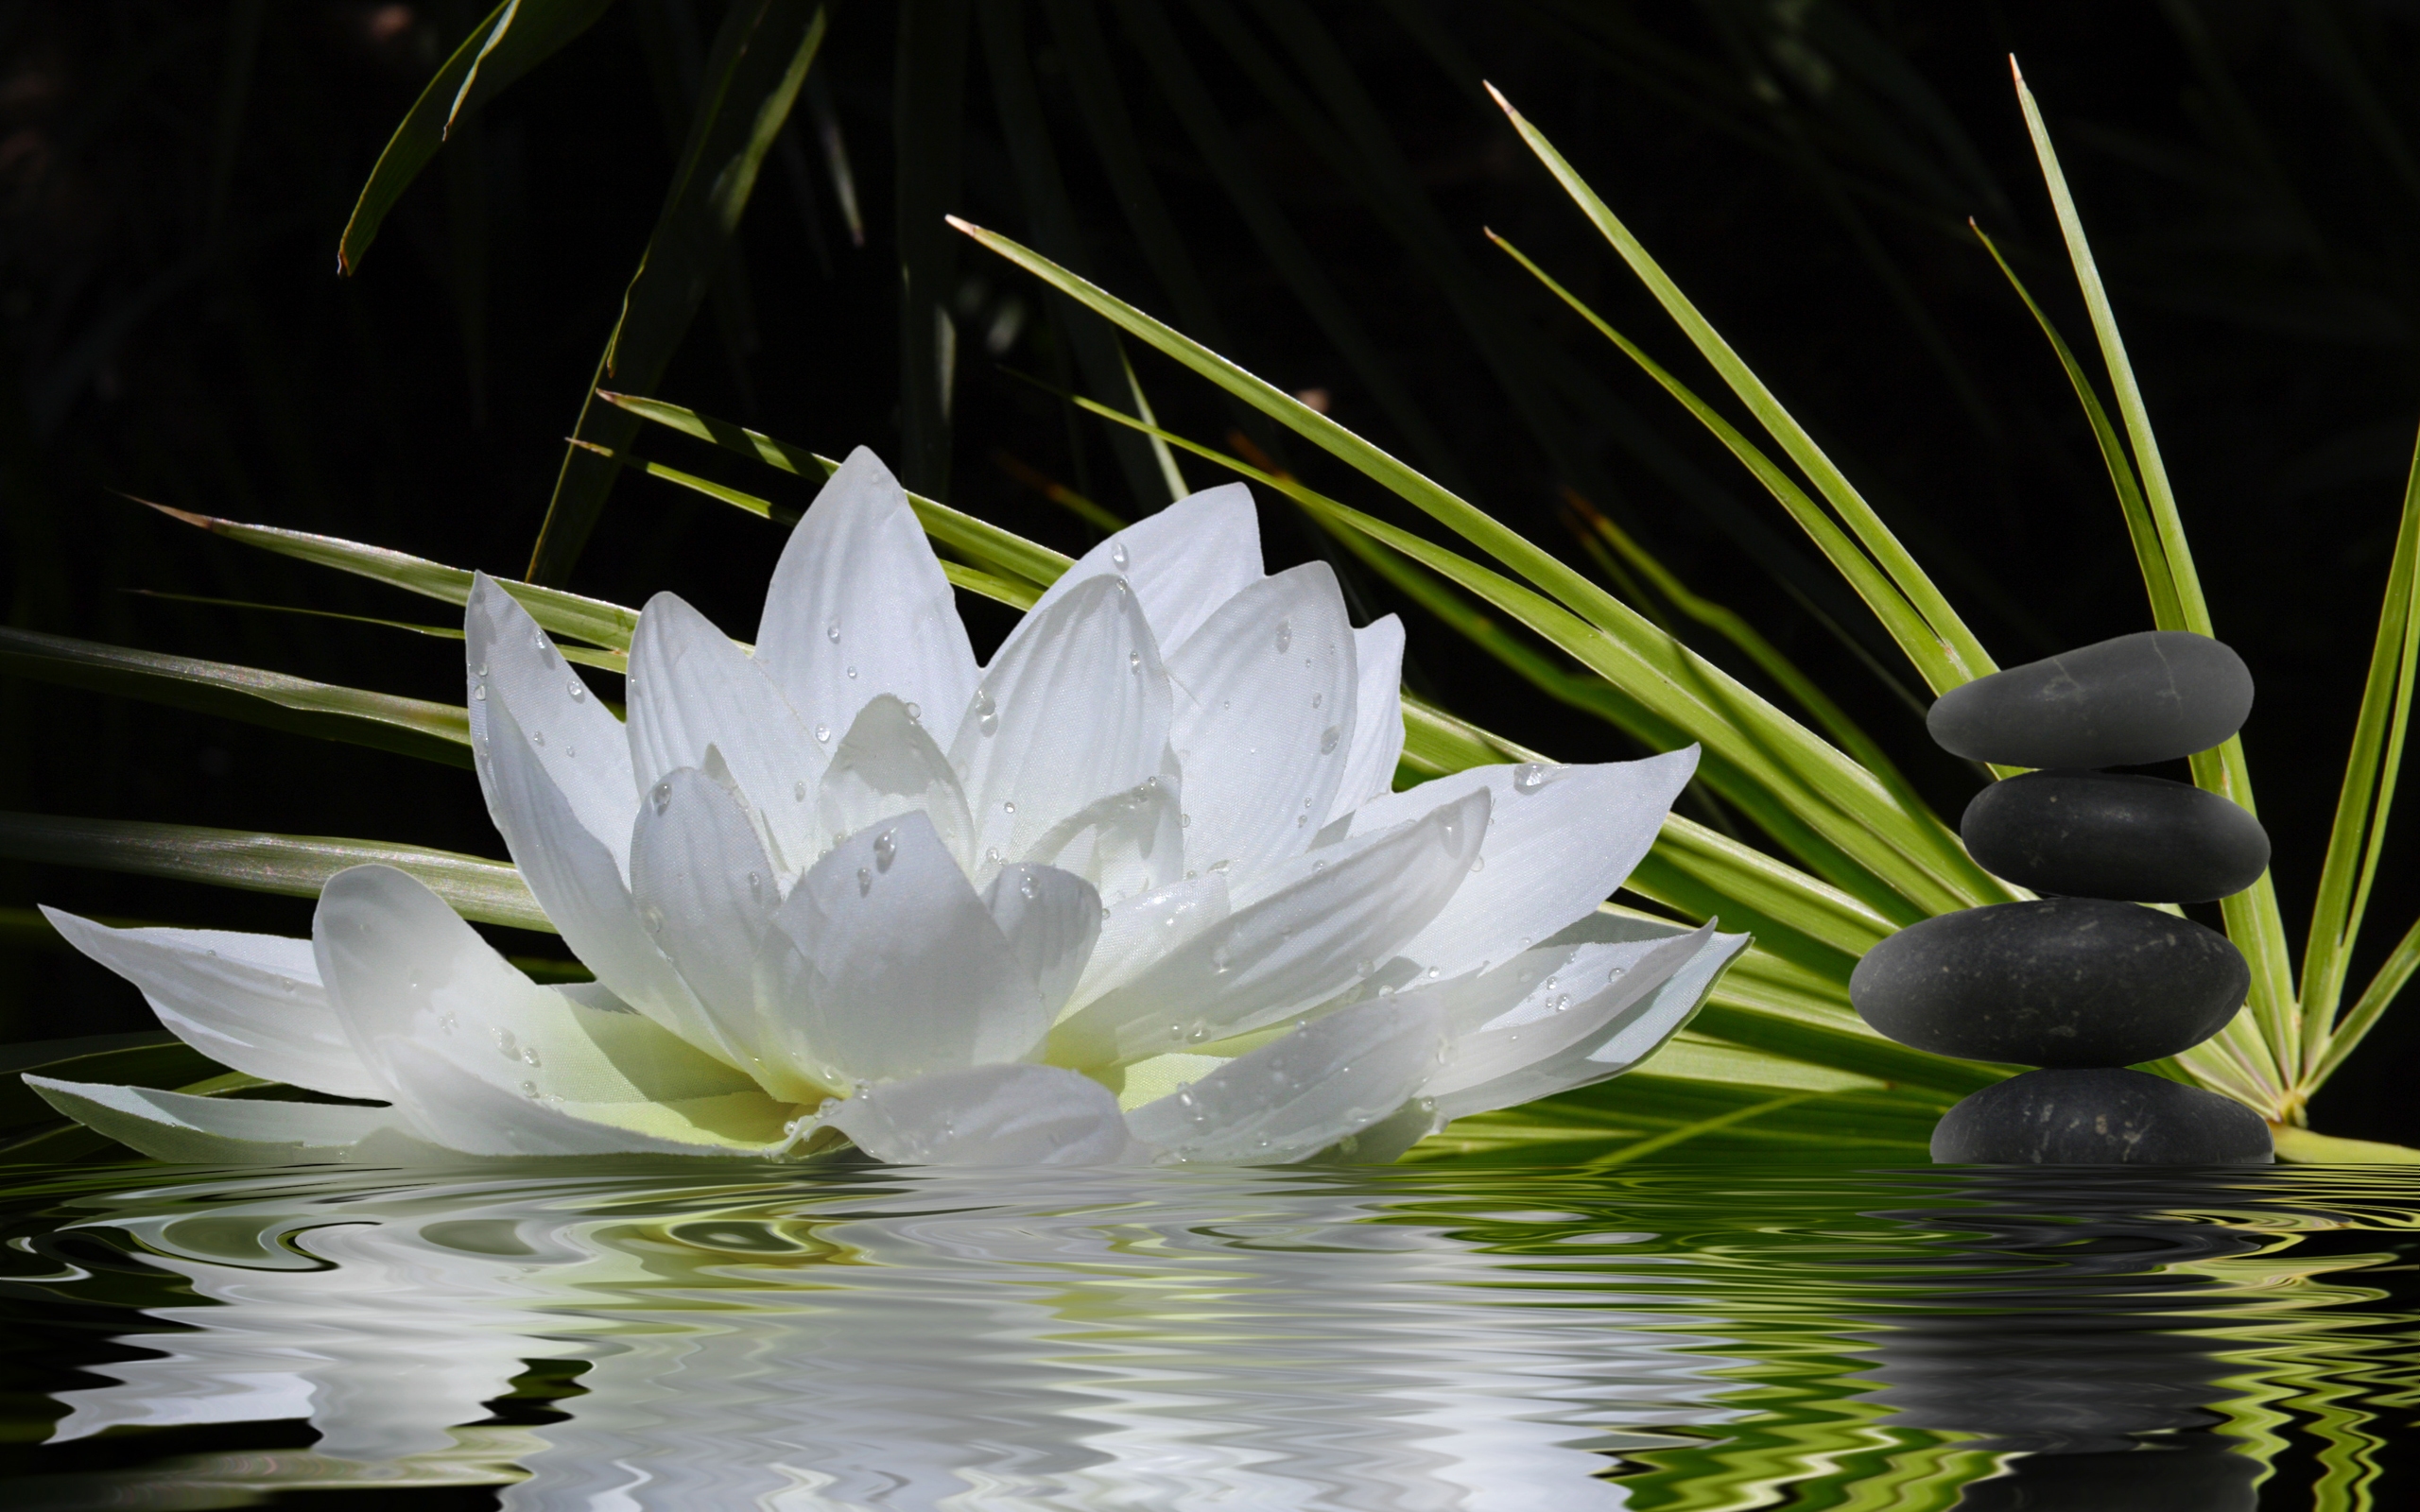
34, 450, 1743, 1166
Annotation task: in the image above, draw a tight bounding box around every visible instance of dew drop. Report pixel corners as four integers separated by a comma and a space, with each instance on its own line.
1275, 620, 1293, 653
1546, 976, 1558, 991
640, 903, 664, 934
826, 616, 842, 643
565, 745, 576, 759
1356, 957, 1374, 976
437, 1010, 457, 1033
475, 661, 489, 678
531, 730, 544, 747
856, 867, 873, 896
748, 870, 763, 901
522, 1044, 544, 1066
986, 847, 1003, 865
845, 664, 857, 679
651, 780, 672, 814
815, 723, 831, 744
1312, 858, 1326, 872
1512, 762, 1548, 793
1129, 650, 1142, 673
1426, 966, 1441, 980
1377, 983, 1395, 998
873, 828, 898, 871
473, 684, 487, 701
1609, 966, 1628, 984
905, 701, 921, 722
494, 1027, 519, 1058
566, 679, 586, 701
975, 687, 1000, 736
1319, 725, 1340, 754
520, 1079, 541, 1099
1100, 904, 1113, 921
1209, 858, 1233, 874
1002, 799, 1016, 816
1552, 995, 1572, 1013
1180, 813, 1192, 828
1471, 855, 1485, 873
1312, 693, 1323, 710
794, 780, 806, 801
1167, 1022, 1184, 1042
1297, 815, 1308, 828
1018, 873, 1039, 901
1112, 542, 1130, 569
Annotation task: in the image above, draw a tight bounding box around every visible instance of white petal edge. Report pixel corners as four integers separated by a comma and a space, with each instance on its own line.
39, 909, 387, 1099
826, 1064, 1143, 1165
466, 572, 636, 870
625, 591, 824, 872
1165, 562, 1357, 892
816, 693, 977, 872
1067, 871, 1231, 1011
1426, 925, 1718, 1103
1050, 788, 1488, 1067
1126, 996, 1446, 1164
1326, 615, 1406, 826
1021, 769, 1186, 908
25, 1076, 414, 1165
1017, 481, 1263, 657
755, 447, 981, 748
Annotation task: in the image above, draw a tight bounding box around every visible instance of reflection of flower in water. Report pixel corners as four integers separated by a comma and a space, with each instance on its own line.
39, 1167, 1737, 1509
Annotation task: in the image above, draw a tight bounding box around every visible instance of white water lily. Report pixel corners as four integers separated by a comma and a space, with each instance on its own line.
34, 450, 1742, 1166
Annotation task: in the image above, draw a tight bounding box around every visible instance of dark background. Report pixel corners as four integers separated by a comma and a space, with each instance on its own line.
7, 0, 2418, 1142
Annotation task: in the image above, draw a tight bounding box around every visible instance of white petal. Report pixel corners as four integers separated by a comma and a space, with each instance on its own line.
1347, 749, 1697, 981
478, 690, 736, 1062
627, 765, 812, 1096
1426, 925, 1717, 1105
465, 572, 635, 869
826, 1063, 1142, 1165
1327, 614, 1406, 824
1050, 788, 1487, 1067
39, 908, 386, 1099
1021, 768, 1185, 906
1126, 996, 1445, 1164
816, 694, 977, 871
25, 1075, 411, 1164
755, 811, 1046, 1087
312, 865, 787, 1154
1166, 562, 1357, 889
1068, 871, 1231, 1009
982, 864, 1101, 1017
1019, 481, 1262, 654
626, 592, 823, 872
952, 575, 1172, 877
755, 447, 981, 747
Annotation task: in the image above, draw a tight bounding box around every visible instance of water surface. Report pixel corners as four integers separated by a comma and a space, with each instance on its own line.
1, 1155, 2412, 1509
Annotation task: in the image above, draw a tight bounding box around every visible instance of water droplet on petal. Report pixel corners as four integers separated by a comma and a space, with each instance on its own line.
475, 661, 489, 678
873, 828, 898, 871
1180, 812, 1192, 828
1018, 873, 1038, 901
1312, 693, 1322, 710
826, 616, 842, 643
1275, 619, 1293, 653
974, 686, 999, 736
1471, 855, 1485, 872
1129, 650, 1141, 673
794, 780, 806, 801
1609, 965, 1627, 984
986, 847, 1003, 865
856, 867, 873, 896
531, 730, 544, 747
1513, 762, 1548, 793
520, 1079, 540, 1099
815, 723, 831, 743
905, 701, 921, 722
845, 664, 857, 679
747, 870, 763, 901
473, 684, 487, 700
1312, 859, 1326, 872
567, 679, 586, 701
1111, 542, 1130, 569
523, 1044, 543, 1066
651, 781, 672, 814
1002, 799, 1015, 815
1319, 725, 1340, 754
640, 903, 664, 934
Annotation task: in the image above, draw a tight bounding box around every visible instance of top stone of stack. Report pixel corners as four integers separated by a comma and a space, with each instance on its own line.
1927, 629, 2252, 769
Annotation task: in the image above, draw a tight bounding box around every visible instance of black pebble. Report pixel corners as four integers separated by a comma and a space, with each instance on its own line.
1927, 630, 2252, 769
1851, 899, 2247, 1067
1932, 1068, 2273, 1164
1962, 769, 2270, 902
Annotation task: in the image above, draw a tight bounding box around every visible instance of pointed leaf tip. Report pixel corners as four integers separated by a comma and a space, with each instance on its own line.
126, 494, 216, 530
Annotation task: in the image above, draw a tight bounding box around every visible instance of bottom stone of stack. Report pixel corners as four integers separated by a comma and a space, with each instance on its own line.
1932, 1068, 2273, 1165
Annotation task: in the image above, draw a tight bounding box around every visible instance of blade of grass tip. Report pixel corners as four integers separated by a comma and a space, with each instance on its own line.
2302, 431, 2420, 1074
1485, 226, 1964, 698
1485, 81, 1998, 685
126, 590, 627, 672
337, 0, 614, 275
993, 450, 1127, 533
594, 392, 1075, 588
0, 813, 546, 932
134, 497, 640, 649
527, 1, 826, 584
1066, 389, 2005, 914
1121, 343, 1189, 502
0, 627, 473, 768
1968, 219, 2184, 632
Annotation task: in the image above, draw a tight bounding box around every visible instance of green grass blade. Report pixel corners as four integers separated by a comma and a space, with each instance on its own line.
0, 813, 545, 932
597, 391, 1075, 588
141, 500, 640, 649
1486, 228, 1962, 696
336, 0, 613, 275
1573, 1091, 1824, 1168
0, 627, 471, 768
1968, 220, 2184, 631
2300, 424, 2420, 1074
1485, 83, 1998, 685
527, 0, 826, 584
126, 591, 627, 672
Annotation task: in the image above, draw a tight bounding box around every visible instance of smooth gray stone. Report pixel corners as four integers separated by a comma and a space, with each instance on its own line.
1927, 630, 2252, 768
1962, 769, 2270, 902
1932, 1069, 2273, 1165
1851, 899, 2246, 1066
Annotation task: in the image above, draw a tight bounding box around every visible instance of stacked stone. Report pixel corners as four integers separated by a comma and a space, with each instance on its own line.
1851, 630, 2276, 1165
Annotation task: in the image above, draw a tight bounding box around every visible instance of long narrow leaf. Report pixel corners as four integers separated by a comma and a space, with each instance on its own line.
129, 591, 626, 672
0, 627, 471, 768
0, 813, 545, 932
337, 0, 613, 275
528, 1, 826, 583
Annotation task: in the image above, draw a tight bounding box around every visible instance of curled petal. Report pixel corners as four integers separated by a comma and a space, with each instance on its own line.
465, 572, 635, 871
827, 1064, 1143, 1165
756, 447, 980, 747
983, 864, 1101, 1019
626, 591, 823, 871
40, 909, 385, 1099
952, 575, 1172, 879
1326, 615, 1406, 825
1126, 996, 1446, 1164
1022, 769, 1185, 907
1050, 788, 1488, 1067
1021, 481, 1262, 654
25, 1075, 416, 1165
816, 694, 977, 871
1166, 563, 1356, 891
755, 811, 1047, 1087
